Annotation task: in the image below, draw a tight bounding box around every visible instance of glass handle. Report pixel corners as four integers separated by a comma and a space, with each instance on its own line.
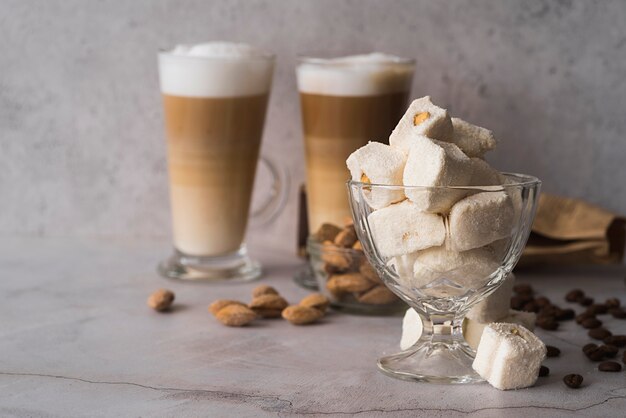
250, 155, 289, 227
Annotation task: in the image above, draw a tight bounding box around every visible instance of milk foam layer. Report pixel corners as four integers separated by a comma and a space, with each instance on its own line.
297, 53, 414, 96
159, 42, 274, 97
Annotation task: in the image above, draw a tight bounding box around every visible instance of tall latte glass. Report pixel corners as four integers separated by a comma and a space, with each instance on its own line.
297, 54, 414, 233
158, 42, 277, 281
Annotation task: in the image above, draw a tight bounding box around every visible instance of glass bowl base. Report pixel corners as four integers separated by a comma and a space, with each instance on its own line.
377, 342, 484, 384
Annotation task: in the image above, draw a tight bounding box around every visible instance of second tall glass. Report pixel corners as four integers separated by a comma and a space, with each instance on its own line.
297, 54, 415, 233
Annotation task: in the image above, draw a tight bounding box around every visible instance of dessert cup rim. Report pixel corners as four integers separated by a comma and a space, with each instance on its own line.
347, 172, 540, 191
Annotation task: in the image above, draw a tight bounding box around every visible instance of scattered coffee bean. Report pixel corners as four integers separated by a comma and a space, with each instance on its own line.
576, 312, 594, 324
610, 308, 626, 319
582, 343, 598, 354
539, 305, 559, 318
536, 317, 559, 330
546, 345, 561, 357
513, 283, 533, 295
539, 365, 550, 377
563, 374, 583, 388
522, 301, 539, 313
588, 328, 612, 340
510, 296, 525, 310
605, 298, 620, 309
535, 297, 551, 307
622, 351, 626, 365
586, 347, 606, 361
598, 361, 622, 372
581, 318, 602, 329
579, 297, 594, 307
566, 289, 584, 302
604, 335, 626, 347
555, 308, 575, 321
599, 345, 618, 358
587, 304, 608, 315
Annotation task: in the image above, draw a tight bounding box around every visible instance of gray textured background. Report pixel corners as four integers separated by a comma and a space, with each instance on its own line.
1, 0, 625, 254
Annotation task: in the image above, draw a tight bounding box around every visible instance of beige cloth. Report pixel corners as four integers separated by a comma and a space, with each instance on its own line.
520, 194, 625, 266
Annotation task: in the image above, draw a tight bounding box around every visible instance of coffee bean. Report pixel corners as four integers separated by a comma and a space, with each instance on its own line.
546, 345, 561, 357
513, 283, 533, 295
605, 298, 620, 309
582, 343, 598, 354
579, 297, 594, 307
576, 312, 594, 324
587, 304, 608, 315
563, 374, 583, 388
581, 318, 602, 329
599, 345, 618, 358
588, 328, 612, 340
586, 348, 606, 361
539, 365, 550, 377
536, 317, 559, 330
539, 305, 560, 317
604, 335, 626, 347
555, 308, 575, 321
565, 289, 584, 302
598, 361, 622, 372
510, 296, 525, 310
622, 351, 626, 365
522, 301, 539, 313
535, 297, 551, 307
610, 308, 626, 319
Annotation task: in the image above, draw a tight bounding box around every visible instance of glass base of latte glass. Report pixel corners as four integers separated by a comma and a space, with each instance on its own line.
293, 264, 319, 290
378, 315, 483, 384
158, 246, 261, 282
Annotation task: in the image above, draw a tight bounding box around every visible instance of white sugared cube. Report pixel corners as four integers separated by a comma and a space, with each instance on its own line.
389, 96, 454, 153
368, 201, 445, 258
346, 142, 407, 209
467, 273, 516, 323
400, 308, 423, 350
403, 137, 473, 213
411, 247, 500, 297
469, 158, 502, 186
448, 191, 515, 252
472, 323, 546, 390
464, 309, 537, 350
451, 117, 497, 158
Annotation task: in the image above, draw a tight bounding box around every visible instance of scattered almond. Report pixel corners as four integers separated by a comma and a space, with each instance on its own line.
216, 304, 257, 327
333, 226, 358, 248
252, 285, 279, 298
249, 294, 289, 318
209, 299, 246, 316
147, 289, 175, 312
357, 286, 397, 305
282, 305, 324, 325
300, 293, 330, 313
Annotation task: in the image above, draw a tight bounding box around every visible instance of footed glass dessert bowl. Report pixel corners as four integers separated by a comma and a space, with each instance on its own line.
347, 173, 541, 384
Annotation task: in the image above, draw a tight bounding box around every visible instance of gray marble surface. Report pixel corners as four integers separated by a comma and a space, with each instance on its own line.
1, 236, 625, 417
1, 0, 626, 254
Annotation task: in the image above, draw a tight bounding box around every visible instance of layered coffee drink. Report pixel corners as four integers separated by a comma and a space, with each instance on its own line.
158, 42, 274, 280
297, 54, 414, 232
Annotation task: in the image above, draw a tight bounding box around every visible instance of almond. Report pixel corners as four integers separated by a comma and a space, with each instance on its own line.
282, 305, 324, 325
208, 299, 246, 316
313, 223, 342, 243
249, 294, 289, 318
300, 293, 330, 313
333, 225, 358, 248
357, 285, 397, 305
252, 284, 279, 298
321, 250, 352, 270
359, 261, 382, 284
327, 273, 373, 294
215, 304, 257, 326
352, 241, 363, 251
147, 289, 175, 312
